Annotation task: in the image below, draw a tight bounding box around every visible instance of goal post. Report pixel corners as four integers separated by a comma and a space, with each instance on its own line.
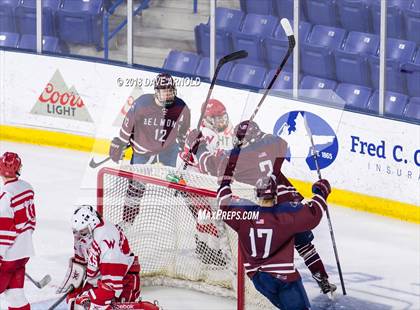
97, 164, 272, 310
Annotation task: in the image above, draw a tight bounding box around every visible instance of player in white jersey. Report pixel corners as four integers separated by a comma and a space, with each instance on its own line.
57, 205, 159, 310
0, 152, 35, 310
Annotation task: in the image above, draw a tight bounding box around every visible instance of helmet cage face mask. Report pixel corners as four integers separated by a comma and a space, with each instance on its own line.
155, 87, 176, 107
205, 113, 229, 132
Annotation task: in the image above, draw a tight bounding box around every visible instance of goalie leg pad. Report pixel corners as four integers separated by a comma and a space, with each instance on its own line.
57, 258, 87, 294
4, 288, 29, 309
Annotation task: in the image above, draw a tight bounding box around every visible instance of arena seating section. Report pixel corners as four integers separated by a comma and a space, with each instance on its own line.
0, 0, 106, 53
0, 0, 418, 121
162, 0, 420, 121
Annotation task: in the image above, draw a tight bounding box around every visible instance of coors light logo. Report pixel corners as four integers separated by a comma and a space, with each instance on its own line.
31, 70, 93, 122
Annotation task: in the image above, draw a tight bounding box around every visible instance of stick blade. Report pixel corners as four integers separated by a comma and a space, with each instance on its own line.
280, 18, 294, 36
220, 50, 248, 65
39, 274, 52, 288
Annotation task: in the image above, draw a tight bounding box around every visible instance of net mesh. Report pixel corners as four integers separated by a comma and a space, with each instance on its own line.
98, 164, 274, 310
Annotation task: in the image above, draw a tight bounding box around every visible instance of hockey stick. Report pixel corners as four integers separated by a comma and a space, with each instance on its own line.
25, 272, 51, 289
89, 156, 112, 168
303, 113, 347, 296
176, 50, 248, 176
48, 285, 74, 310
221, 19, 295, 177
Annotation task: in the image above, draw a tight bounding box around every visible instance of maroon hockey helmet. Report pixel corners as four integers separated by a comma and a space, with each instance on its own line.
154, 73, 177, 107
255, 175, 277, 201
0, 152, 22, 178
202, 99, 229, 132
233, 120, 263, 147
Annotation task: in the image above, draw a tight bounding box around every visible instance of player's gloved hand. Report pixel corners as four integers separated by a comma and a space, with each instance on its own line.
109, 137, 127, 163
185, 129, 204, 155
66, 286, 83, 304
75, 291, 91, 309
312, 179, 331, 200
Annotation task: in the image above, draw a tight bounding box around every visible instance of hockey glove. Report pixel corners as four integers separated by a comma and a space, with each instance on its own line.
180, 129, 205, 166
109, 137, 127, 163
312, 179, 331, 200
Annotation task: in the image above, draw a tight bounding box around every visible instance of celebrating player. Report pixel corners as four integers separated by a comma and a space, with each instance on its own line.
57, 205, 159, 310
110, 72, 191, 167
218, 167, 332, 309
0, 152, 35, 310
194, 120, 336, 294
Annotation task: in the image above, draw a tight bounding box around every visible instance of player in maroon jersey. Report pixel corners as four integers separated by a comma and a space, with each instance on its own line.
218, 168, 332, 309
109, 73, 191, 166
109, 73, 191, 226
195, 120, 336, 294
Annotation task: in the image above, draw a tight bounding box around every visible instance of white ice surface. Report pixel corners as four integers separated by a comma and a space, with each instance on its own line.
0, 141, 419, 310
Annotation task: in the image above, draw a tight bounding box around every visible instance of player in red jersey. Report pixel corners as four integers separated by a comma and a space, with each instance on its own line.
218, 166, 332, 309
57, 205, 159, 310
0, 152, 35, 310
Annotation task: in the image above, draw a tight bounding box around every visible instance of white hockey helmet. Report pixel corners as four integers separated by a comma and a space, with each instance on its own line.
71, 205, 101, 236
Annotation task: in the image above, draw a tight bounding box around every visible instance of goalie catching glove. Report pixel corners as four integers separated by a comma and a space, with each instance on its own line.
109, 137, 127, 163
57, 258, 86, 294
179, 129, 205, 167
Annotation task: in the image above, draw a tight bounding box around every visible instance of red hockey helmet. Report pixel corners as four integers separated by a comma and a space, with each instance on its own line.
0, 152, 22, 178
255, 175, 277, 201
202, 99, 229, 132
154, 73, 177, 107
233, 120, 263, 147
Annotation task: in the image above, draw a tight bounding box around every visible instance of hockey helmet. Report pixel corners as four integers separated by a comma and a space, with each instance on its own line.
255, 175, 277, 201
202, 99, 229, 132
71, 205, 101, 236
154, 73, 177, 107
0, 152, 22, 178
233, 120, 263, 147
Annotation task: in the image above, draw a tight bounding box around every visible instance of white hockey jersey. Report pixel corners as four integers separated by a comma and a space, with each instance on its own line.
73, 221, 134, 297
0, 178, 36, 261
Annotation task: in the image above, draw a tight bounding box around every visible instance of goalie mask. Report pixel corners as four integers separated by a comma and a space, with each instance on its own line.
255, 175, 277, 202
233, 120, 263, 147
0, 152, 22, 178
202, 99, 229, 133
71, 205, 101, 237
154, 73, 177, 107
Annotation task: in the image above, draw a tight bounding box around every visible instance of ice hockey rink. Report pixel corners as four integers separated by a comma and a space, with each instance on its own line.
0, 140, 419, 310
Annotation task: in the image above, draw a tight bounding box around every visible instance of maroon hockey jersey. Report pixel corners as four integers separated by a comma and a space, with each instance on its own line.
119, 94, 190, 156
217, 183, 326, 282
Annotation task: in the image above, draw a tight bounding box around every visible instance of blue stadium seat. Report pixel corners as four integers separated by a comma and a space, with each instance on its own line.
300, 75, 337, 101
335, 83, 372, 110
301, 25, 346, 79
0, 31, 19, 47
263, 21, 311, 69
304, 0, 339, 26
403, 97, 420, 120
401, 51, 420, 97
273, 0, 297, 20
195, 57, 233, 80
263, 69, 295, 91
405, 0, 420, 44
334, 31, 379, 86
371, 0, 410, 39
15, 0, 60, 36
231, 13, 278, 66
57, 0, 103, 46
368, 38, 416, 93
337, 0, 371, 33
194, 7, 244, 57
163, 50, 201, 75
227, 63, 267, 88
0, 0, 18, 32
367, 90, 408, 116
239, 0, 273, 15
18, 34, 64, 53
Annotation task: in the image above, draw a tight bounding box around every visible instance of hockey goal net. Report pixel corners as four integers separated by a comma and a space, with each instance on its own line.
97, 164, 273, 310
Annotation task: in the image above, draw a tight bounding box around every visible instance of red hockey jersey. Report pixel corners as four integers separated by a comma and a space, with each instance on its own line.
0, 178, 36, 261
